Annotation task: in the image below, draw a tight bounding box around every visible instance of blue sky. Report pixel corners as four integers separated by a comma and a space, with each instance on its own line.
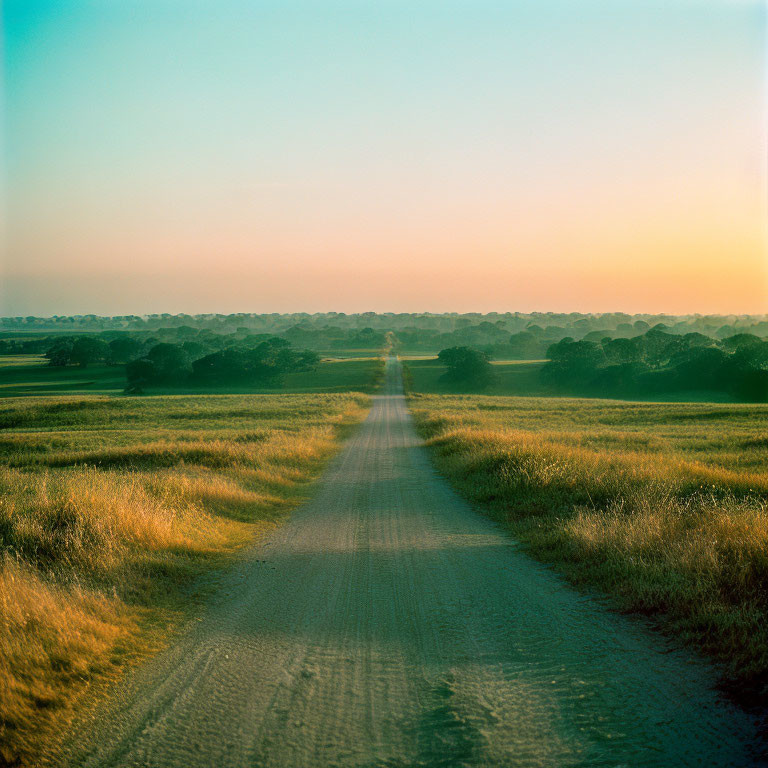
3, 0, 766, 314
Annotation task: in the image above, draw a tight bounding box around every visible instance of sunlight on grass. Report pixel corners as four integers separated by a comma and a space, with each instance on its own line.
0, 392, 369, 766
409, 393, 768, 700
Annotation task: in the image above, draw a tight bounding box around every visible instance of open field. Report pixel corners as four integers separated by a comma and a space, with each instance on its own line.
0, 355, 384, 398
54, 357, 762, 768
0, 390, 371, 766
403, 356, 743, 403
2, 343, 766, 763
403, 355, 549, 396
408, 392, 768, 702
0, 356, 127, 397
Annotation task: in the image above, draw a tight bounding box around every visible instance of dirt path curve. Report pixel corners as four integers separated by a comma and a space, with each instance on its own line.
62, 357, 762, 767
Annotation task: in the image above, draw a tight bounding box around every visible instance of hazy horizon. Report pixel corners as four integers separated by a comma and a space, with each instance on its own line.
4, 0, 767, 316
4, 305, 768, 321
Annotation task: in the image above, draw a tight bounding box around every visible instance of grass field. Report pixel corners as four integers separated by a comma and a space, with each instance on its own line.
402, 355, 549, 396
408, 392, 768, 702
0, 355, 384, 398
403, 355, 741, 403
0, 387, 374, 766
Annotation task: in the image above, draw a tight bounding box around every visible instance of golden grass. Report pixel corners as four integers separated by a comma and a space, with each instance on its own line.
410, 393, 768, 701
0, 557, 135, 767
0, 392, 369, 766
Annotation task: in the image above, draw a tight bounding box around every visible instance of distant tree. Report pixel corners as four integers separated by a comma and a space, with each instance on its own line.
125, 358, 158, 393
350, 327, 386, 347
437, 346, 494, 388
242, 341, 300, 382
546, 339, 605, 370
70, 337, 109, 368
680, 332, 714, 350
266, 336, 291, 349
582, 330, 610, 344
108, 336, 142, 365
181, 340, 209, 358
715, 324, 737, 339
175, 325, 198, 338
541, 340, 606, 390
192, 348, 248, 381
731, 341, 768, 370
278, 348, 319, 372
602, 337, 642, 365
639, 329, 683, 368
190, 340, 319, 386
591, 362, 650, 395
671, 347, 729, 390
543, 325, 566, 339
475, 320, 508, 341
146, 343, 191, 382
508, 331, 544, 359
45, 340, 73, 367
720, 333, 763, 353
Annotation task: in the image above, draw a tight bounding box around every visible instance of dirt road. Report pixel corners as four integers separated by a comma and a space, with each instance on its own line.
62, 357, 762, 767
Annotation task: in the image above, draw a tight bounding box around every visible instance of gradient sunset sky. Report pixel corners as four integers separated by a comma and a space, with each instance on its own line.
2, 0, 766, 315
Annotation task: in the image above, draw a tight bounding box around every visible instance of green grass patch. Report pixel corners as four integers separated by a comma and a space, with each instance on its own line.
402, 356, 549, 396
0, 355, 384, 398
403, 355, 741, 403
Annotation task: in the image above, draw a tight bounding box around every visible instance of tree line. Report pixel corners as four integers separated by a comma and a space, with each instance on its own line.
125, 338, 318, 392
435, 330, 768, 401
5, 313, 768, 400
4, 311, 768, 356
30, 333, 318, 392
542, 328, 768, 401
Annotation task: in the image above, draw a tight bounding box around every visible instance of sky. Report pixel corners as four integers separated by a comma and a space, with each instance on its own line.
2, 0, 766, 316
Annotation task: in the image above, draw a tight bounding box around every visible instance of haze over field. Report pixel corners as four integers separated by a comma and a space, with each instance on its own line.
3, 0, 767, 316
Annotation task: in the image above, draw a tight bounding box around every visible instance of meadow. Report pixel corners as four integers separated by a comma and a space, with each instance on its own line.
0, 354, 383, 398
408, 391, 768, 702
0, 365, 378, 765
402, 355, 549, 396
3, 331, 767, 761
402, 354, 743, 403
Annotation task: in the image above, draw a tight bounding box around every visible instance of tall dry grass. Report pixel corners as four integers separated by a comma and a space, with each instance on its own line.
410, 393, 768, 702
0, 392, 369, 766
